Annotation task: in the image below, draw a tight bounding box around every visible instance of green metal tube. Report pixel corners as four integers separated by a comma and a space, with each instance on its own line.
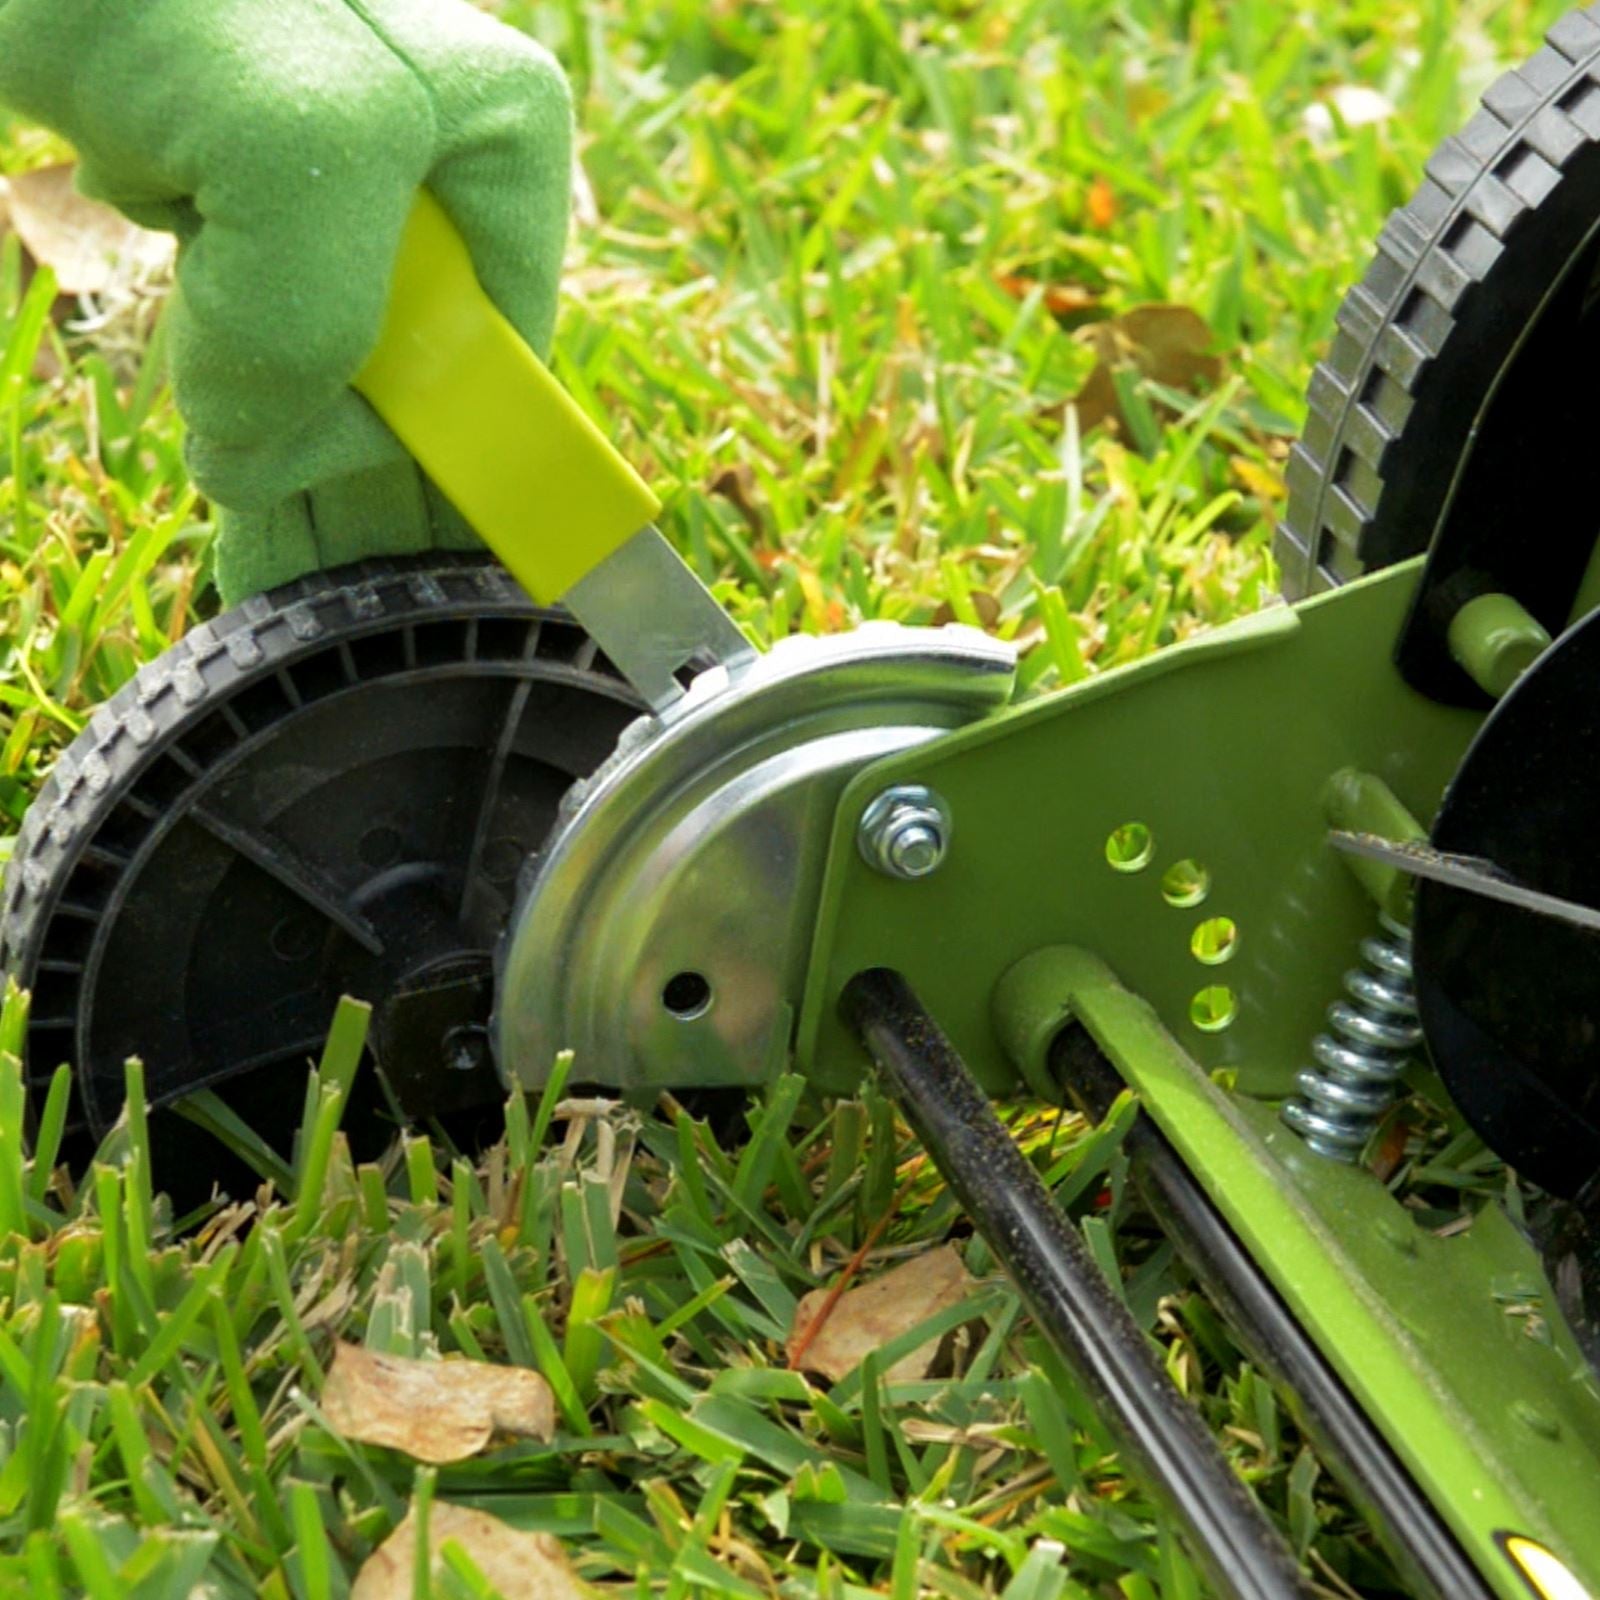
990, 944, 1600, 1598
1321, 768, 1424, 924
1446, 593, 1550, 701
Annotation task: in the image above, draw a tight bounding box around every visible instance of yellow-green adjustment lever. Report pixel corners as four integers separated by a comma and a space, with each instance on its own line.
355, 192, 755, 713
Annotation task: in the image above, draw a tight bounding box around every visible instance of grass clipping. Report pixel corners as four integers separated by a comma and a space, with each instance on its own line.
322, 1343, 556, 1464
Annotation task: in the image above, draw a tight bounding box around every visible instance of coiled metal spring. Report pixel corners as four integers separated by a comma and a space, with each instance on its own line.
1282, 914, 1421, 1161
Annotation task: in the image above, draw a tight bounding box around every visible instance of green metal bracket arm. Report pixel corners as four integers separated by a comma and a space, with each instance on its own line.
990, 944, 1600, 1598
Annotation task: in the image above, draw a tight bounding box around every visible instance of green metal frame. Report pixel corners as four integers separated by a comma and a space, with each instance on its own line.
797, 560, 1477, 1097
996, 946, 1600, 1595
794, 559, 1600, 1594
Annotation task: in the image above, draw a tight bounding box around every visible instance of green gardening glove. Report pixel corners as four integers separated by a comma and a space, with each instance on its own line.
0, 0, 573, 604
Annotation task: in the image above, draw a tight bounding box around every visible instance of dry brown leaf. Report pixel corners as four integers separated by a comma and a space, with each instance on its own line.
1070, 304, 1223, 436
788, 1243, 973, 1384
709, 462, 765, 535
931, 590, 1001, 628
322, 1343, 555, 1465
4, 164, 173, 296
353, 1504, 585, 1600
994, 273, 1099, 321
1085, 175, 1118, 230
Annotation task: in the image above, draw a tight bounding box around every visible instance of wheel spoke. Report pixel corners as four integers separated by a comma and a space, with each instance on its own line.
190, 803, 385, 956
459, 678, 534, 922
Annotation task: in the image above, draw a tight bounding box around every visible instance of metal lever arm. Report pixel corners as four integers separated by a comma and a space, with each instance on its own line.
354, 192, 752, 710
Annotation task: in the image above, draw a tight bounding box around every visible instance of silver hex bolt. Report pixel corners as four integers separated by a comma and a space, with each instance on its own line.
858, 785, 952, 880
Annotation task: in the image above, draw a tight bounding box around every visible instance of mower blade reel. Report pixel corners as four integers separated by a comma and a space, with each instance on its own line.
1329, 831, 1600, 934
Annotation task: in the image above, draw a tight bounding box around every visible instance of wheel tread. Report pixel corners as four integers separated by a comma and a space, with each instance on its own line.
1279, 4, 1600, 593
0, 556, 633, 1111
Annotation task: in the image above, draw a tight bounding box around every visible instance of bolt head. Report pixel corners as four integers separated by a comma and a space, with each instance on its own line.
442, 1024, 490, 1074
888, 820, 944, 877
858, 785, 952, 880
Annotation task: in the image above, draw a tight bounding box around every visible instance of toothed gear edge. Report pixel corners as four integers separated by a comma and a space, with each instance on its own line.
1279, 4, 1600, 594
0, 554, 637, 1118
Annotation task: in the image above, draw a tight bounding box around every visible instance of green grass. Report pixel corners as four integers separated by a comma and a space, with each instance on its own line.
0, 0, 1578, 1593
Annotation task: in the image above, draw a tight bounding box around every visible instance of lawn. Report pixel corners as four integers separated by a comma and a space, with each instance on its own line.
0, 0, 1576, 1594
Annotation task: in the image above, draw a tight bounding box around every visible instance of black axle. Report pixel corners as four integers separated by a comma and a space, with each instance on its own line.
1051, 1026, 1490, 1600
841, 967, 1315, 1600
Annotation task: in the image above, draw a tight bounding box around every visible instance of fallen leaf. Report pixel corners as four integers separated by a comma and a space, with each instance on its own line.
788, 1243, 974, 1384
1085, 175, 1118, 230
1070, 304, 1223, 436
4, 164, 173, 296
994, 274, 1099, 321
1369, 1114, 1412, 1185
709, 462, 765, 535
322, 1343, 555, 1464
353, 1504, 585, 1600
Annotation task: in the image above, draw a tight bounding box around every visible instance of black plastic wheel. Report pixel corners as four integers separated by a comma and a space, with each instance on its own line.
0, 555, 641, 1169
1412, 604, 1600, 1200
1279, 5, 1600, 610
1276, 7, 1600, 1345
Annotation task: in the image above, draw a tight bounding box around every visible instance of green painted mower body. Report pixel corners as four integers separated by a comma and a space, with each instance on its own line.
791, 559, 1600, 1596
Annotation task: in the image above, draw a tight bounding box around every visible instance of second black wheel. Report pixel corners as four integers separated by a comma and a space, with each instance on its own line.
0, 555, 643, 1195
1280, 3, 1600, 683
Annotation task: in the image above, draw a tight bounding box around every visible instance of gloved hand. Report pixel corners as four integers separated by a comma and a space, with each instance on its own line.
0, 0, 573, 604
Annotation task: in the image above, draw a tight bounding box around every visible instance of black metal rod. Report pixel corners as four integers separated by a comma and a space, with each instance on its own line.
842, 968, 1315, 1600
1051, 1026, 1492, 1600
